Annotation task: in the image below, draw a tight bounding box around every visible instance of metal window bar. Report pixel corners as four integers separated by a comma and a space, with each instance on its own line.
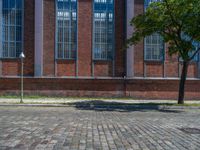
190, 39, 199, 62
144, 0, 164, 61
56, 0, 77, 59
93, 0, 114, 60
192, 41, 200, 62
1, 0, 23, 58
144, 0, 162, 10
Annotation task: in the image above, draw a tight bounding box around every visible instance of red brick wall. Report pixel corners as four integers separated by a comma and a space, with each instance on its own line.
1, 0, 35, 76
164, 47, 179, 77
0, 78, 200, 100
145, 62, 163, 77
126, 79, 200, 100
94, 61, 113, 77
57, 60, 76, 77
134, 0, 144, 77
2, 60, 20, 76
78, 0, 92, 76
187, 63, 198, 78
43, 0, 56, 76
24, 0, 35, 76
165, 56, 179, 77
114, 0, 126, 77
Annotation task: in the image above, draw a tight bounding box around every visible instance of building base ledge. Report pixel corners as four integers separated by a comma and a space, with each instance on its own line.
0, 76, 200, 81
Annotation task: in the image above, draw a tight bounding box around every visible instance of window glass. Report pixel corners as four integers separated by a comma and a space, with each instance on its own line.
1, 0, 23, 58
144, 0, 164, 61
93, 0, 114, 60
56, 0, 77, 59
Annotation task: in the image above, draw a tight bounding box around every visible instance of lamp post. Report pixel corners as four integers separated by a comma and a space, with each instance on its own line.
19, 52, 25, 103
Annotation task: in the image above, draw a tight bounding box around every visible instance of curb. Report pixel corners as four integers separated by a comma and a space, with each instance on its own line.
0, 103, 200, 109
158, 105, 200, 109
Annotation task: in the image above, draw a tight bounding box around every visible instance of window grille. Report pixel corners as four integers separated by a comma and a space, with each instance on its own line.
192, 42, 200, 62
56, 0, 77, 59
144, 33, 164, 60
93, 0, 114, 60
144, 0, 164, 61
144, 0, 162, 10
0, 0, 23, 58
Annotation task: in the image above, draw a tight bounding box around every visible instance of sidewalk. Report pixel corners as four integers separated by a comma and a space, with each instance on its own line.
0, 98, 200, 109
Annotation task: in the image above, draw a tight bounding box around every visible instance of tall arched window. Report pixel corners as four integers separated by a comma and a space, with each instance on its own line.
93, 0, 114, 60
144, 0, 164, 61
0, 0, 23, 58
56, 0, 77, 59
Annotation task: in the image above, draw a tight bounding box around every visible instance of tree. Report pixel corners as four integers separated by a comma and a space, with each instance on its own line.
127, 0, 200, 104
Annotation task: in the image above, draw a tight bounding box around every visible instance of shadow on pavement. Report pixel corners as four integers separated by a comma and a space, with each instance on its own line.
67, 100, 183, 113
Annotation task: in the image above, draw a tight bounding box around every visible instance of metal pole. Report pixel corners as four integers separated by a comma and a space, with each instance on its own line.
20, 58, 24, 103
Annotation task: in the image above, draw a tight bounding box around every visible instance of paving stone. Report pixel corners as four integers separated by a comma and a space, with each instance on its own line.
0, 107, 200, 150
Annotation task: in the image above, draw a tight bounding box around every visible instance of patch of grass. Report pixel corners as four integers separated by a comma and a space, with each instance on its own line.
0, 95, 136, 100
0, 95, 19, 99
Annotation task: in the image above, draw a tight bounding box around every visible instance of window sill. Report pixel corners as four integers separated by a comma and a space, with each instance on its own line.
56, 58, 76, 61
144, 60, 164, 64
179, 60, 199, 64
0, 58, 20, 60
93, 59, 113, 62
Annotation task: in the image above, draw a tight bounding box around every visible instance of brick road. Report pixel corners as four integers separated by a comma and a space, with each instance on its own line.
0, 105, 200, 150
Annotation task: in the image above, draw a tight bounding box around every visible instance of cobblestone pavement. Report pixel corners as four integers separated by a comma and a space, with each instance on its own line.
0, 106, 200, 150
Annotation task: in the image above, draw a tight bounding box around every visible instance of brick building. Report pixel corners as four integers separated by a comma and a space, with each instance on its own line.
0, 0, 200, 99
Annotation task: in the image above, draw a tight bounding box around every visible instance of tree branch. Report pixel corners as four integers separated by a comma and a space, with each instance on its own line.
165, 27, 184, 57
189, 47, 200, 61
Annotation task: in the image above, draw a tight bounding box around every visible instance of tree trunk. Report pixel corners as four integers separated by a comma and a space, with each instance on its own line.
178, 61, 189, 104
